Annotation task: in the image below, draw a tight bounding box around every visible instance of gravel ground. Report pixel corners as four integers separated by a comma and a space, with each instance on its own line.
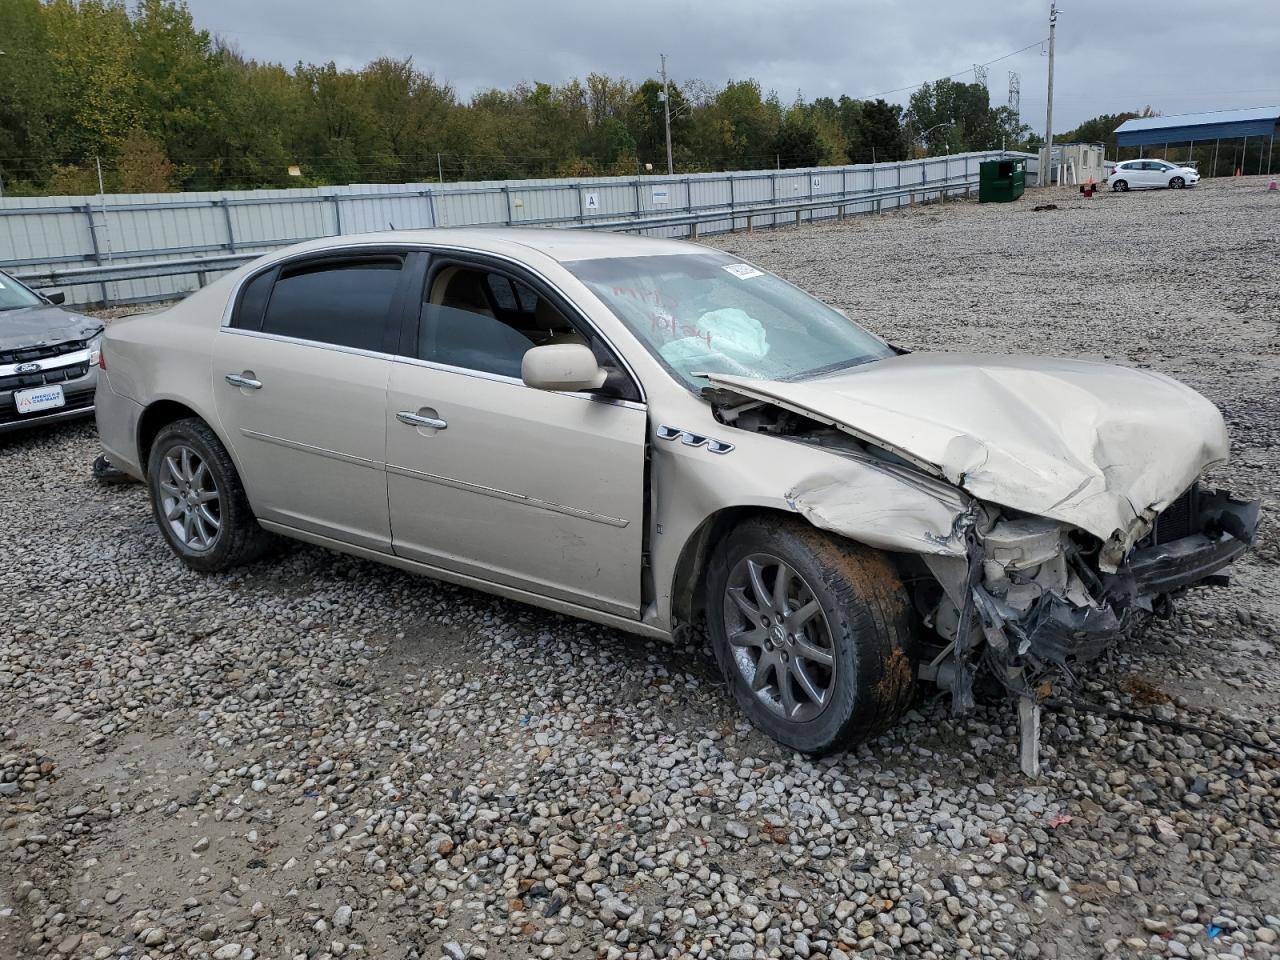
2, 177, 1278, 960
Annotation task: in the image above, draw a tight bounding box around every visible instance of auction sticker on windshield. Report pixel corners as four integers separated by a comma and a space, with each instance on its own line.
15, 384, 65, 415
722, 263, 764, 280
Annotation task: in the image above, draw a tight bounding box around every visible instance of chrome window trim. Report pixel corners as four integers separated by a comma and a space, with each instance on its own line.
0, 348, 92, 377
217, 239, 647, 404
221, 326, 645, 413
219, 242, 412, 330
221, 325, 393, 363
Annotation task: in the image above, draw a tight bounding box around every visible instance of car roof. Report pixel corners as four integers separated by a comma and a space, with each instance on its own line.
273, 227, 710, 265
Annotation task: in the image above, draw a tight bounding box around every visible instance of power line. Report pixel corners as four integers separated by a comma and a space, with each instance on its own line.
862, 38, 1046, 101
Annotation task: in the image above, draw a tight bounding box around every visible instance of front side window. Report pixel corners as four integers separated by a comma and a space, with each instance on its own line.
417, 265, 585, 378
564, 252, 894, 391
0, 272, 45, 311
256, 257, 403, 351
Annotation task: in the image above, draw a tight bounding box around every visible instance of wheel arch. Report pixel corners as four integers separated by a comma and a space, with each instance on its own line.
669, 504, 802, 633
137, 398, 242, 480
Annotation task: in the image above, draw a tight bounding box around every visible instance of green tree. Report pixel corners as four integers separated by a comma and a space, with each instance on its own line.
686, 80, 781, 170
0, 0, 1082, 194
43, 0, 140, 160
132, 0, 224, 179
115, 127, 182, 192
851, 98, 907, 163
626, 79, 690, 170
905, 78, 1009, 154
772, 109, 823, 168
0, 0, 59, 185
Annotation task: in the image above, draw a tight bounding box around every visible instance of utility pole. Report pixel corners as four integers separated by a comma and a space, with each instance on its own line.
659, 53, 674, 176
1041, 2, 1058, 186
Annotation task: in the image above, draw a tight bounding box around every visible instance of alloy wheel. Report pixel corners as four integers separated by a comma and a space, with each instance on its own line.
157, 444, 222, 552
723, 554, 837, 722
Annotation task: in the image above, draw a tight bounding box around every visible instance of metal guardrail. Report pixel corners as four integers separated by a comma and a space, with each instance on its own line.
11, 173, 982, 299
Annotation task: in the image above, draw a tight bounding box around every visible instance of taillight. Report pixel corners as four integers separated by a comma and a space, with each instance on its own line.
97, 347, 106, 370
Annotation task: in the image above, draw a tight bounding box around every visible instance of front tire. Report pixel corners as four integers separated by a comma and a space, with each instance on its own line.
1170, 176, 1185, 189
1113, 179, 1129, 192
706, 516, 915, 754
147, 418, 273, 572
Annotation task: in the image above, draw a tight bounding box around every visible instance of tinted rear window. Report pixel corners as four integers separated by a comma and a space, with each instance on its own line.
259, 258, 402, 351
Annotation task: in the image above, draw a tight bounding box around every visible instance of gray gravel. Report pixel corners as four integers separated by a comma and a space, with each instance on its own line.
2, 176, 1278, 960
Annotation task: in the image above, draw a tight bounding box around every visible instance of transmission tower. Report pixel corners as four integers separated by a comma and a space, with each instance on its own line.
973, 64, 988, 89
1007, 71, 1021, 118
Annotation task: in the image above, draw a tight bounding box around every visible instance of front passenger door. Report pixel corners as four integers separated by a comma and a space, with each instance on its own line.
385, 257, 648, 619
1136, 161, 1161, 188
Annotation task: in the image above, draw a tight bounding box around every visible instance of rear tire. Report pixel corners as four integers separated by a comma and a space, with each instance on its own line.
146, 418, 273, 573
1113, 179, 1129, 192
1170, 176, 1185, 189
706, 516, 916, 754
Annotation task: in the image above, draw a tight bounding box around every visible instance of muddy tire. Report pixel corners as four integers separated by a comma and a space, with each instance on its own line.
147, 418, 274, 573
706, 515, 916, 754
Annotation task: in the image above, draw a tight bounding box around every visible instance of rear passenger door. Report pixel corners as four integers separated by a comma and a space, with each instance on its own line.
213, 250, 414, 552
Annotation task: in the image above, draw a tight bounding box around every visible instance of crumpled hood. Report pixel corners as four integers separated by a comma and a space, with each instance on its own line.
0, 305, 103, 351
707, 352, 1229, 544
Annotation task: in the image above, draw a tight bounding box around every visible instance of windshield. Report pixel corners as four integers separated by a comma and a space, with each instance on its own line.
0, 272, 44, 312
564, 252, 893, 391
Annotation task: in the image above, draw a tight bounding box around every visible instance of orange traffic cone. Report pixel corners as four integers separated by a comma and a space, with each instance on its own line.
1235, 167, 1242, 176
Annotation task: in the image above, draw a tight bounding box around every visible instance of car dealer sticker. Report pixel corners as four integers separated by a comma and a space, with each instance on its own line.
722, 263, 764, 280
15, 384, 66, 415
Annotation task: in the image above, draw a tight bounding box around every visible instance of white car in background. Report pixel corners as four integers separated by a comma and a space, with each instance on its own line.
1107, 159, 1200, 191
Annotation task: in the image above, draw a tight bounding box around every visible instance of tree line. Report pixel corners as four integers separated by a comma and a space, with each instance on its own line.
0, 0, 1041, 196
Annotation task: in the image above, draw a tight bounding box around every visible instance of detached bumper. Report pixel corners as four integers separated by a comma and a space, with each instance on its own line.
1128, 492, 1259, 595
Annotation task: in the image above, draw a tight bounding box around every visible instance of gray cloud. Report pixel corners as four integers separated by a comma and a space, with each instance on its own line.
192, 0, 1280, 133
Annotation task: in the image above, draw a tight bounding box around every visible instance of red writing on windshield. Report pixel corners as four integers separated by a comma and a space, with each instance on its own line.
650, 314, 712, 345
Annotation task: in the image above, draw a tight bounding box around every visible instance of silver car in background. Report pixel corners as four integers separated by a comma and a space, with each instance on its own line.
0, 271, 103, 434
94, 230, 1259, 754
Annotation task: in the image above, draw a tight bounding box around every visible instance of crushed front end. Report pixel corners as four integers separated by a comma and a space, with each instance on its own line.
919, 484, 1261, 712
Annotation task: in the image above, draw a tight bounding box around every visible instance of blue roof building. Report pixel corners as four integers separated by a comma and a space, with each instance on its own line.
1115, 106, 1280, 147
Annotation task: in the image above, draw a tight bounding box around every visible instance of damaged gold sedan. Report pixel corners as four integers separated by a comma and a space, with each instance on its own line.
95, 230, 1260, 757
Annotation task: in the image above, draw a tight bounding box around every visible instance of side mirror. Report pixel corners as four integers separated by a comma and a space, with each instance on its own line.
521, 343, 607, 393
45, 291, 66, 305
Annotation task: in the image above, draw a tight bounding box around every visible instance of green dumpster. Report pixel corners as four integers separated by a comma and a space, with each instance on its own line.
978, 158, 1026, 203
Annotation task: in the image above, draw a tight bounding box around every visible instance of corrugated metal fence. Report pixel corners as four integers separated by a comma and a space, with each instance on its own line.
0, 151, 1032, 306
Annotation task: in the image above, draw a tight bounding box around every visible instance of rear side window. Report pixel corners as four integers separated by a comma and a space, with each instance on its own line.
256, 257, 403, 351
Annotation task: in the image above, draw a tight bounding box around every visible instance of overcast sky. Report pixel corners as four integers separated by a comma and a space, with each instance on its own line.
189, 0, 1280, 134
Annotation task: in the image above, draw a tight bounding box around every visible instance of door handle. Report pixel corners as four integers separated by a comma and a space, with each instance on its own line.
396, 411, 447, 430
225, 373, 262, 390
